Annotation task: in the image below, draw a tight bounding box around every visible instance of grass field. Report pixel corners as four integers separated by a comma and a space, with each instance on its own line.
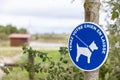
0, 47, 60, 80
32, 33, 69, 44
0, 47, 22, 57
0, 40, 9, 47
3, 50, 60, 80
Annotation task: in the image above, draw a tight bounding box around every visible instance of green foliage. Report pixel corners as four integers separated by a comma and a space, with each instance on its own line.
2, 44, 120, 80
5, 25, 18, 34
1, 67, 13, 74
1, 46, 83, 80
99, 23, 120, 80
2, 67, 29, 80
21, 46, 83, 80
112, 10, 119, 20
108, 0, 120, 20
99, 1, 120, 79
22, 46, 49, 73
0, 33, 8, 40
45, 47, 83, 80
18, 28, 27, 34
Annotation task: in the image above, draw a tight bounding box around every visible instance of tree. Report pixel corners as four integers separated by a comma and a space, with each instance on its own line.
0, 24, 27, 40
0, 25, 5, 33
5, 24, 18, 34
72, 0, 101, 79
18, 28, 27, 34
84, 0, 100, 80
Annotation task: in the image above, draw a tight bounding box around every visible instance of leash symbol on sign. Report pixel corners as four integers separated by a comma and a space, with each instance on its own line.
75, 35, 98, 63
68, 22, 109, 71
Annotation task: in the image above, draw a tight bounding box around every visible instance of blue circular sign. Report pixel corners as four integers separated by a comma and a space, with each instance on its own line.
68, 22, 109, 71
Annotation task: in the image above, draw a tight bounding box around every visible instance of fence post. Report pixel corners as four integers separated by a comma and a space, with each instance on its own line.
84, 0, 100, 80
28, 53, 35, 80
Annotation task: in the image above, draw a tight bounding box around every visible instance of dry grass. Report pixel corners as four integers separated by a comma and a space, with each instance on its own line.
0, 40, 9, 47
32, 33, 69, 43
0, 47, 22, 57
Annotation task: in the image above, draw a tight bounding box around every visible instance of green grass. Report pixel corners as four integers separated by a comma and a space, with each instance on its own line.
19, 50, 60, 62
2, 50, 61, 80
2, 68, 29, 80
2, 67, 46, 80
47, 50, 61, 61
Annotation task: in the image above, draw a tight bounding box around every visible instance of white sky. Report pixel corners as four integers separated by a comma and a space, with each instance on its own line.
0, 0, 107, 34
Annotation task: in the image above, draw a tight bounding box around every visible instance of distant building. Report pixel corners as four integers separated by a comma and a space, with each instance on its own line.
9, 34, 31, 46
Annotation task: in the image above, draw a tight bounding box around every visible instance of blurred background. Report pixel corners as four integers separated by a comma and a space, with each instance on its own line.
0, 0, 120, 80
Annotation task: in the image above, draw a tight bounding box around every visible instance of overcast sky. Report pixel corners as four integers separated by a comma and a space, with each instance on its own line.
0, 0, 107, 34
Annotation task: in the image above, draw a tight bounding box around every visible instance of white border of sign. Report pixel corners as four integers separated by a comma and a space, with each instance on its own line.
68, 22, 109, 71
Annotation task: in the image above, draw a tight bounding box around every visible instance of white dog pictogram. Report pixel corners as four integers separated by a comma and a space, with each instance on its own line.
76, 41, 98, 63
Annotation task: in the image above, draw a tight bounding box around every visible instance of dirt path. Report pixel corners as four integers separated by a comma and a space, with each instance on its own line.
0, 53, 22, 80
0, 69, 5, 80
